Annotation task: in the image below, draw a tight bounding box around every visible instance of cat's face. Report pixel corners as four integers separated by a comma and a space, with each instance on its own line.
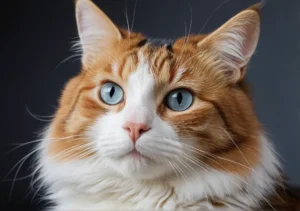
47, 0, 262, 180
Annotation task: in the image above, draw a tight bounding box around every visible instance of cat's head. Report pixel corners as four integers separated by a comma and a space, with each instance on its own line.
47, 0, 262, 180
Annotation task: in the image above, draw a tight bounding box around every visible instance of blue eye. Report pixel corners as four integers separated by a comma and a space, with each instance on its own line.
166, 89, 193, 111
100, 82, 124, 105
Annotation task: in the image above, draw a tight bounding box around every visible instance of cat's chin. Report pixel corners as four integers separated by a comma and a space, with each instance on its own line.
106, 153, 169, 180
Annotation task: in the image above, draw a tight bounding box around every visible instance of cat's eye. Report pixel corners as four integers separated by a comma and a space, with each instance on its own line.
100, 82, 124, 105
165, 89, 193, 111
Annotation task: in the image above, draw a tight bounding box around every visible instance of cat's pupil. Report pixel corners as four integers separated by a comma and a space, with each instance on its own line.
177, 92, 183, 104
109, 86, 115, 98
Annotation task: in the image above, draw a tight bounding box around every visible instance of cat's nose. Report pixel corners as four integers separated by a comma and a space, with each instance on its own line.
123, 122, 150, 143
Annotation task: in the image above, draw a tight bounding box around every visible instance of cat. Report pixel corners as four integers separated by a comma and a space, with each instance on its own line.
35, 0, 300, 210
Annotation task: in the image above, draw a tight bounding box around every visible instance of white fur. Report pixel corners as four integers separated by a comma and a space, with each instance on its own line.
37, 55, 280, 210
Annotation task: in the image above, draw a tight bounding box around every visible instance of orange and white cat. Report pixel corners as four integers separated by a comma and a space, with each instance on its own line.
36, 0, 299, 210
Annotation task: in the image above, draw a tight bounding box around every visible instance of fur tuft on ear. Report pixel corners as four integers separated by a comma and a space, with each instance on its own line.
75, 0, 121, 65
197, 5, 261, 83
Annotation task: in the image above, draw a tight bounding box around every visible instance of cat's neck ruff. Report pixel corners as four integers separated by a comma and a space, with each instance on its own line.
38, 129, 280, 210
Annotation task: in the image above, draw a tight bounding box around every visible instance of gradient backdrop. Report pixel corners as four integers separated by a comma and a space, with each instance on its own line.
2, 0, 300, 210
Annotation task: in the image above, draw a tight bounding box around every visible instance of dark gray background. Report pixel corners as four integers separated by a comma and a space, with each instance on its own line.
2, 0, 299, 209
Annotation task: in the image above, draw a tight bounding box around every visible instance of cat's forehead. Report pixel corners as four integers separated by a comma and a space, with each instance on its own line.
111, 43, 177, 82
84, 36, 203, 89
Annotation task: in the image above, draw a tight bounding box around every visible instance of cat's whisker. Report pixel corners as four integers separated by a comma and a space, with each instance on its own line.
124, 1, 131, 38
174, 3, 193, 70
68, 148, 97, 161
146, 136, 280, 207
172, 161, 189, 187
198, 0, 231, 34
180, 141, 253, 170
148, 136, 254, 170
3, 174, 34, 182
182, 140, 284, 203
180, 151, 213, 175
149, 136, 281, 203
48, 142, 91, 159
31, 137, 88, 159
49, 142, 95, 161
161, 158, 173, 179
177, 157, 210, 200
181, 151, 238, 200
54, 53, 82, 71
165, 159, 179, 179
130, 0, 137, 33
221, 128, 251, 167
180, 152, 260, 208
140, 143, 182, 157
6, 147, 41, 200
221, 130, 283, 204
25, 105, 54, 122
7, 134, 86, 154
29, 165, 43, 192
182, 142, 280, 197
199, 159, 276, 210
7, 140, 44, 154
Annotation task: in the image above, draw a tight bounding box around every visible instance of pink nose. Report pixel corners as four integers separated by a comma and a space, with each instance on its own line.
123, 122, 150, 143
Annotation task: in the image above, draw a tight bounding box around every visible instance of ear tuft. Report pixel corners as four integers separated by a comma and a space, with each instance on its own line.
197, 5, 261, 83
247, 1, 266, 12
75, 0, 121, 64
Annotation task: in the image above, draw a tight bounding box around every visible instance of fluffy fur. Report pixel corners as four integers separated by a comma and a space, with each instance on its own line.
35, 0, 299, 210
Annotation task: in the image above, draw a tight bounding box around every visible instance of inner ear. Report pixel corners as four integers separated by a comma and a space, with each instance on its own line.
196, 6, 261, 84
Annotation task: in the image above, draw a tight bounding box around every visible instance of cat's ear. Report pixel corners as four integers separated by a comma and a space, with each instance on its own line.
197, 4, 261, 83
75, 0, 122, 64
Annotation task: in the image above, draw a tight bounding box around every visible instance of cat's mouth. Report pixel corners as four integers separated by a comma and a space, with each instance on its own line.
130, 149, 142, 158
123, 148, 151, 162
